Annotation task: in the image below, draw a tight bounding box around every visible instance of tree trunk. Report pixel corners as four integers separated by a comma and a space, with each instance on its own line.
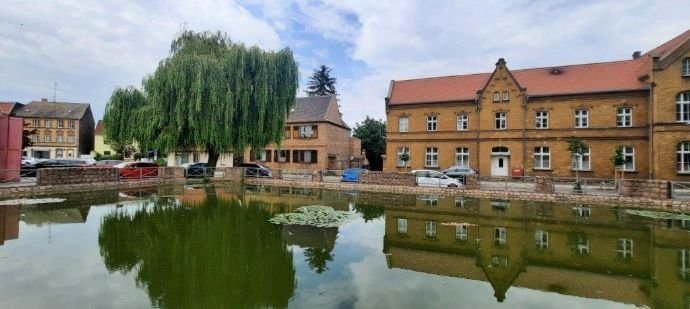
207, 146, 220, 168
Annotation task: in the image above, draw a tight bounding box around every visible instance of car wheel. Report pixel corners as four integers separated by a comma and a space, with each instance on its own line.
448, 183, 458, 188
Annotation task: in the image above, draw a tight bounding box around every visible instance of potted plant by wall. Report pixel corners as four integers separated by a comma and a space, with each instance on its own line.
566, 137, 589, 194
610, 146, 626, 192
399, 153, 410, 173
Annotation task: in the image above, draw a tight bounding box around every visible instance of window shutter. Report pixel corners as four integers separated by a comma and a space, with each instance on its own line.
292, 150, 298, 163
266, 151, 272, 162
312, 150, 318, 163
286, 150, 291, 163
273, 150, 278, 162
312, 125, 318, 138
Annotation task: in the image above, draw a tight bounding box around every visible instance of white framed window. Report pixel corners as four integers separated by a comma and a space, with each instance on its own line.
456, 114, 468, 131
575, 236, 590, 255
680, 249, 690, 280
57, 120, 64, 128
397, 146, 410, 167
678, 142, 690, 173
492, 256, 508, 267
678, 92, 690, 123
398, 117, 409, 132
456, 224, 468, 241
32, 119, 40, 127
67, 135, 75, 143
495, 112, 506, 130
573, 204, 591, 218
397, 218, 408, 234
493, 91, 500, 102
258, 150, 267, 161
425, 221, 437, 238
31, 134, 38, 142
454, 196, 466, 208
617, 107, 632, 127
533, 147, 550, 170
571, 146, 591, 170
682, 58, 690, 77
494, 227, 506, 245
56, 134, 63, 143
617, 238, 633, 259
455, 147, 469, 167
278, 150, 288, 162
535, 230, 549, 250
56, 149, 63, 158
68, 121, 76, 128
425, 147, 438, 167
299, 125, 315, 138
536, 111, 548, 129
622, 146, 635, 171
426, 115, 437, 132
575, 109, 589, 128
502, 91, 510, 101
44, 134, 51, 143
45, 120, 52, 128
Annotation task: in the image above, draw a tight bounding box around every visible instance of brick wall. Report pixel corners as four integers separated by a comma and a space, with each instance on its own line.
37, 167, 119, 186
535, 176, 554, 193
360, 171, 416, 186
620, 179, 670, 200
159, 167, 185, 179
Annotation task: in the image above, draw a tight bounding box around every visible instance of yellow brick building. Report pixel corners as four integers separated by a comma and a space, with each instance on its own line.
384, 30, 690, 180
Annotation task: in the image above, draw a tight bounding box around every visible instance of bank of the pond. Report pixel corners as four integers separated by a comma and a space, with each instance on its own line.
243, 178, 690, 211
0, 178, 190, 198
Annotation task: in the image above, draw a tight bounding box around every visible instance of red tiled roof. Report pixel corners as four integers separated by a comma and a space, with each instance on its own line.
645, 29, 690, 60
388, 58, 650, 105
95, 120, 105, 135
0, 102, 20, 115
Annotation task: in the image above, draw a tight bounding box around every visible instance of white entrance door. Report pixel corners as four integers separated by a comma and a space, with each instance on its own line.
491, 156, 509, 176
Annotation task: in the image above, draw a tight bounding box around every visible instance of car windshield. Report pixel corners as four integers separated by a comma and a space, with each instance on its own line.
113, 163, 128, 168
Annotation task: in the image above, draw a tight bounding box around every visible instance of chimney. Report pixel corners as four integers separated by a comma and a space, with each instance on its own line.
41, 98, 48, 102
632, 51, 641, 59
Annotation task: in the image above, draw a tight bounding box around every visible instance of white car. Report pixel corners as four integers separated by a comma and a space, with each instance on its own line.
411, 170, 463, 188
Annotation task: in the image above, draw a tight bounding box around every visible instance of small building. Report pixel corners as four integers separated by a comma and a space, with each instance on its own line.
92, 120, 115, 157
13, 99, 95, 159
242, 95, 363, 170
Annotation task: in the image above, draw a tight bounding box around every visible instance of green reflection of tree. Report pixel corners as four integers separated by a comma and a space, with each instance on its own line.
353, 203, 385, 222
303, 247, 334, 274
98, 199, 295, 308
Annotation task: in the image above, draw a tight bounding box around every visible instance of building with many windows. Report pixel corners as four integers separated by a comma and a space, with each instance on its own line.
13, 99, 95, 159
384, 29, 690, 180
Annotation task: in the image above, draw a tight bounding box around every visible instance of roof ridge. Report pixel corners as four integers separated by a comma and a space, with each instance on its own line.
394, 72, 490, 83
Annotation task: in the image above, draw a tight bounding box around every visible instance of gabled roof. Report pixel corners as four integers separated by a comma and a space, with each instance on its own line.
0, 102, 23, 115
287, 95, 349, 129
388, 58, 650, 105
13, 101, 91, 120
94, 120, 105, 135
645, 29, 690, 60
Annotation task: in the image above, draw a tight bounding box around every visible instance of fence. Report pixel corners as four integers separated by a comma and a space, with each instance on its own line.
671, 182, 690, 200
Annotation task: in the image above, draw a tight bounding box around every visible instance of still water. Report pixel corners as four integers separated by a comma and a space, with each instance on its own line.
0, 184, 689, 308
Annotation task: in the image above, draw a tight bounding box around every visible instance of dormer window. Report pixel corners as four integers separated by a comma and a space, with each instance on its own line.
492, 92, 500, 102
683, 58, 690, 77
502, 91, 509, 101
296, 125, 318, 138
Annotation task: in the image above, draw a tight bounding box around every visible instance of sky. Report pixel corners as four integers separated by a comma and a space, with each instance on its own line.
1, 0, 688, 128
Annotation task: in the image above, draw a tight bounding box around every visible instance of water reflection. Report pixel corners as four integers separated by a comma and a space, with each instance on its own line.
98, 192, 296, 308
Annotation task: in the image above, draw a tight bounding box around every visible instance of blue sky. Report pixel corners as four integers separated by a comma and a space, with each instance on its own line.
0, 0, 688, 127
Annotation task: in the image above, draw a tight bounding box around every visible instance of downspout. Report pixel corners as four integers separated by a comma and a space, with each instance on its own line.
522, 93, 528, 176
648, 82, 655, 179
475, 93, 481, 175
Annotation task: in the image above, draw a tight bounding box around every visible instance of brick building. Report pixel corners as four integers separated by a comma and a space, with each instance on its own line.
13, 99, 95, 159
384, 29, 690, 180
243, 95, 363, 170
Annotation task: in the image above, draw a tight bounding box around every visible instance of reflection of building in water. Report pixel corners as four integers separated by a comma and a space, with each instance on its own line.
383, 196, 690, 308
21, 207, 90, 226
0, 205, 19, 246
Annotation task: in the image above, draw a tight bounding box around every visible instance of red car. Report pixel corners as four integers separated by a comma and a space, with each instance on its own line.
114, 162, 159, 179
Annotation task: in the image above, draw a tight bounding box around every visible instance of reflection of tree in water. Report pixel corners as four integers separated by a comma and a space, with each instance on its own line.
304, 247, 334, 274
98, 198, 295, 308
353, 203, 385, 222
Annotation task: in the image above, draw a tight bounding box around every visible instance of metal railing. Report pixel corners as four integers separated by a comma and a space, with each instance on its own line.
184, 167, 224, 178
552, 177, 619, 196
478, 176, 536, 192
671, 182, 690, 200
0, 169, 37, 184
118, 167, 160, 180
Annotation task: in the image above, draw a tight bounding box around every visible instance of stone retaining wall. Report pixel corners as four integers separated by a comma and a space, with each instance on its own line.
360, 171, 416, 186
0, 178, 185, 199
37, 168, 119, 186
620, 179, 670, 199
159, 167, 185, 179
535, 177, 554, 193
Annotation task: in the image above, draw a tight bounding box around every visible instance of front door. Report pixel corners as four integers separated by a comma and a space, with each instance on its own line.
491, 156, 509, 176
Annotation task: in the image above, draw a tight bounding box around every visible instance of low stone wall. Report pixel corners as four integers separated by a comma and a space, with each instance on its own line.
360, 171, 416, 186
0, 178, 185, 199
621, 179, 670, 199
159, 167, 185, 179
220, 167, 243, 181
465, 176, 479, 190
37, 168, 119, 186
535, 177, 554, 193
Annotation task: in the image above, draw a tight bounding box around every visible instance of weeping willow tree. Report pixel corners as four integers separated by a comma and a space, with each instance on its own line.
103, 30, 299, 166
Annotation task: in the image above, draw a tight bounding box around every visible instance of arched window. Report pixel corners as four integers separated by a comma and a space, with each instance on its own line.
678, 142, 690, 173
678, 92, 690, 123
682, 58, 690, 77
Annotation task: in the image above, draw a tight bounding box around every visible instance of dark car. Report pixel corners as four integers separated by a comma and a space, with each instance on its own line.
20, 160, 83, 177
185, 163, 214, 178
441, 166, 477, 184
341, 168, 367, 182
114, 162, 159, 179
236, 163, 272, 178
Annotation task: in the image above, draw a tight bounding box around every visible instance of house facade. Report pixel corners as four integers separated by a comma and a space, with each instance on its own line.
242, 95, 363, 170
384, 29, 690, 180
13, 99, 95, 159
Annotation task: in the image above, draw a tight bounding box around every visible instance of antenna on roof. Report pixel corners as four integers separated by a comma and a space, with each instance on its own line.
53, 81, 58, 102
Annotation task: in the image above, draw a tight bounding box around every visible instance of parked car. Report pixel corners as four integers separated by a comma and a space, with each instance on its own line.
56, 159, 96, 167
20, 160, 83, 177
441, 166, 477, 184
185, 162, 214, 178
114, 162, 159, 179
96, 160, 124, 167
341, 168, 367, 182
236, 163, 272, 178
411, 170, 463, 188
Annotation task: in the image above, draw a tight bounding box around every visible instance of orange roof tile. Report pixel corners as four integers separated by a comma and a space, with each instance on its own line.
645, 29, 690, 60
94, 120, 105, 135
388, 58, 650, 105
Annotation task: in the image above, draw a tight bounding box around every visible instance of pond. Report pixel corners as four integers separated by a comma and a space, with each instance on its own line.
0, 184, 689, 308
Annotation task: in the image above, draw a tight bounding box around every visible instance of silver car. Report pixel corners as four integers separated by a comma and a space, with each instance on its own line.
441, 166, 477, 183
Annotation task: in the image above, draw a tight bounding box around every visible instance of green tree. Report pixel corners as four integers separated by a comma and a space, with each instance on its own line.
22, 123, 36, 150
305, 65, 337, 96
566, 136, 589, 192
103, 30, 299, 166
353, 117, 386, 170
610, 146, 627, 189
303, 247, 334, 274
